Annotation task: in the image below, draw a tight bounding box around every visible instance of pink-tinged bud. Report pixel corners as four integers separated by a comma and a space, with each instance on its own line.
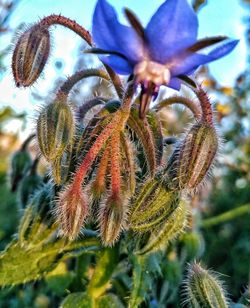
12, 24, 50, 87
37, 101, 74, 162
99, 193, 128, 246
56, 185, 88, 240
166, 122, 218, 190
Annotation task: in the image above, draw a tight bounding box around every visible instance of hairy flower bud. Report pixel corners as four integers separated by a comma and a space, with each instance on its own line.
18, 182, 55, 246
37, 101, 74, 162
99, 193, 128, 246
12, 24, 50, 87
166, 122, 218, 190
56, 185, 88, 240
19, 172, 42, 209
183, 262, 228, 308
130, 179, 180, 233
136, 201, 187, 255
10, 150, 32, 191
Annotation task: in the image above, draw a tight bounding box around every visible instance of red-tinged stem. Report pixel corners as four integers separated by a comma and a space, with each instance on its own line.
155, 96, 202, 120
110, 132, 121, 196
56, 69, 110, 102
103, 63, 124, 99
120, 81, 134, 115
195, 86, 214, 126
93, 146, 110, 194
72, 111, 122, 190
39, 14, 92, 45
78, 97, 107, 121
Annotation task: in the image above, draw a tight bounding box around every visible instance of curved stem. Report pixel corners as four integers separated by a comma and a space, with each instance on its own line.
202, 203, 250, 228
78, 97, 107, 121
154, 96, 202, 120
72, 111, 123, 190
39, 15, 123, 99
56, 69, 110, 101
93, 146, 110, 195
21, 134, 35, 151
195, 86, 214, 125
110, 132, 121, 196
121, 81, 134, 114
39, 14, 92, 45
103, 63, 124, 99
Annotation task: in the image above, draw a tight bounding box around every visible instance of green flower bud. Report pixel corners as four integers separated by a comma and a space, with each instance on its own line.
19, 172, 43, 209
181, 232, 205, 260
18, 182, 55, 245
12, 24, 50, 87
52, 146, 72, 185
10, 150, 32, 191
136, 200, 187, 255
130, 179, 180, 233
37, 101, 75, 162
183, 262, 229, 308
166, 122, 218, 190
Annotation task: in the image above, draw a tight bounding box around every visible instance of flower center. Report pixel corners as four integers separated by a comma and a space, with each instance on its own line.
134, 60, 171, 86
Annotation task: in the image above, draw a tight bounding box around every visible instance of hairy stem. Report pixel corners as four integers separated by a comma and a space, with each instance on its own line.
78, 97, 107, 121
39, 14, 92, 45
155, 96, 202, 120
195, 86, 214, 125
93, 146, 110, 195
110, 132, 121, 196
72, 112, 123, 190
103, 63, 124, 99
56, 69, 110, 101
39, 15, 123, 99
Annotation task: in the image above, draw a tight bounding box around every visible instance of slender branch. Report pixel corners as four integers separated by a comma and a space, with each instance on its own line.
78, 97, 107, 121
21, 134, 35, 151
56, 69, 110, 101
103, 63, 124, 99
72, 112, 122, 189
202, 203, 250, 228
93, 146, 110, 195
121, 81, 134, 114
195, 86, 214, 125
154, 96, 202, 120
39, 15, 124, 100
110, 132, 121, 196
39, 14, 92, 45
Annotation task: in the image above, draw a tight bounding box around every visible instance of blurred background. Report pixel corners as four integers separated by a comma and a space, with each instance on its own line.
0, 0, 249, 307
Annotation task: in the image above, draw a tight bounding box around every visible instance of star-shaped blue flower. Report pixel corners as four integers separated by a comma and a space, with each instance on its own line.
92, 0, 239, 117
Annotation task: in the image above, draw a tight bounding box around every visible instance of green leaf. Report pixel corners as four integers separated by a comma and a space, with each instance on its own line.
0, 236, 99, 287
87, 247, 118, 299
45, 262, 75, 296
129, 254, 160, 308
96, 294, 124, 308
60, 292, 93, 308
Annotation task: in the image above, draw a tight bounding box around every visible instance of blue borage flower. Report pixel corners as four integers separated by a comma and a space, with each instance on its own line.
91, 0, 239, 118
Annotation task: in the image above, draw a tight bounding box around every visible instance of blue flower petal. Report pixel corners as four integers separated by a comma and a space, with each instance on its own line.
92, 0, 143, 64
146, 0, 198, 64
171, 39, 239, 76
100, 55, 133, 75
208, 39, 239, 59
168, 78, 181, 90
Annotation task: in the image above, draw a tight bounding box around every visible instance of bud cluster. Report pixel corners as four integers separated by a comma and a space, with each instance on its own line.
11, 13, 221, 254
